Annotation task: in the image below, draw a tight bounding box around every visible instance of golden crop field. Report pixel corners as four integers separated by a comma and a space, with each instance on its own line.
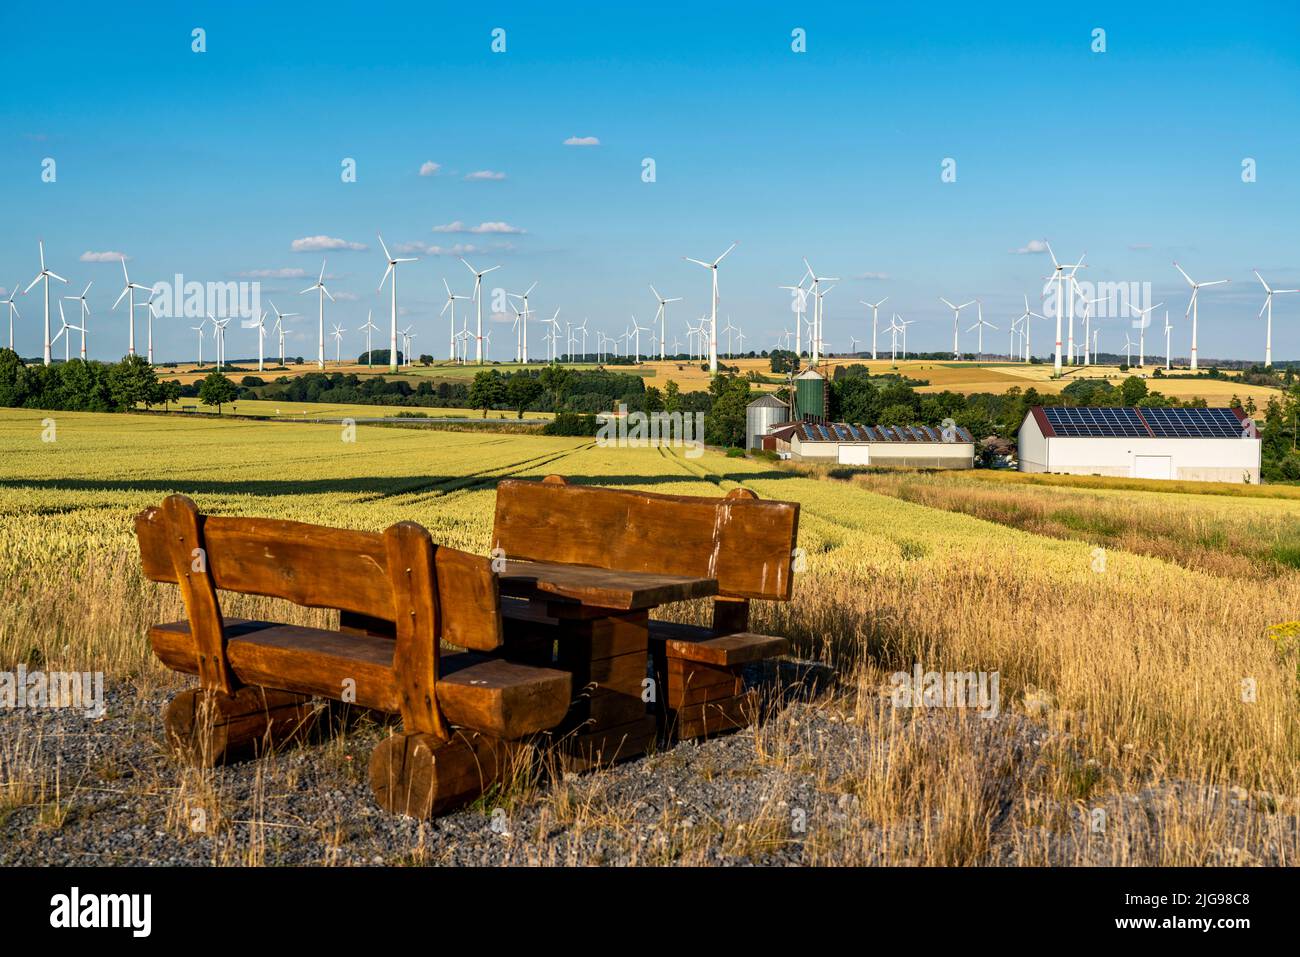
158, 397, 552, 421
2, 408, 1298, 864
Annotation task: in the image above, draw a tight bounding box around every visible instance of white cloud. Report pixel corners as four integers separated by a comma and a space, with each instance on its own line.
563, 136, 600, 147
1012, 239, 1049, 255
419, 161, 441, 177
80, 251, 128, 263
433, 220, 525, 235
392, 241, 486, 257
856, 271, 890, 280
464, 170, 506, 181
237, 267, 309, 279
332, 291, 360, 301
291, 235, 367, 253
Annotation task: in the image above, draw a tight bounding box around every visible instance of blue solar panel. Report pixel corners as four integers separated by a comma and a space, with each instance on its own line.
1043, 407, 1148, 437
1138, 407, 1245, 438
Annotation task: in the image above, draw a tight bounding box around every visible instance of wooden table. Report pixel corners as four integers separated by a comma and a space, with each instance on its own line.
496, 560, 718, 766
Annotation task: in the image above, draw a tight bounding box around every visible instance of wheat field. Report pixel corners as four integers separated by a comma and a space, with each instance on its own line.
1, 407, 1297, 864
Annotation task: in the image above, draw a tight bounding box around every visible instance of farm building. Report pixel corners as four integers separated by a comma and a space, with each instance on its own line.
1017, 406, 1260, 483
773, 421, 976, 468
745, 394, 791, 450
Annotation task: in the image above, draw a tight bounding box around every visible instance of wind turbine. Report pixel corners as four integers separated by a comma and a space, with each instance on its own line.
331, 323, 346, 363
1079, 294, 1108, 366
1254, 269, 1298, 368
506, 282, 537, 364
399, 325, 415, 366
939, 297, 975, 360
3, 286, 19, 352
440, 278, 473, 362
1126, 298, 1163, 368
650, 285, 681, 362
735, 328, 746, 355
213, 317, 230, 370
967, 301, 997, 359
779, 276, 810, 357
191, 317, 207, 367
860, 298, 888, 361
460, 257, 501, 365
684, 242, 737, 374
25, 241, 68, 366
1173, 261, 1229, 372
378, 234, 418, 372
1017, 294, 1048, 363
299, 258, 334, 370
887, 315, 902, 362
268, 302, 298, 368
52, 301, 83, 362
62, 281, 92, 360
361, 309, 378, 367
1043, 242, 1086, 374
1123, 332, 1134, 367
802, 258, 839, 365
542, 309, 561, 363
1163, 312, 1173, 370
577, 318, 589, 360
721, 317, 737, 359
112, 256, 152, 360
242, 310, 270, 372
897, 316, 914, 359
135, 294, 160, 367
1009, 316, 1022, 361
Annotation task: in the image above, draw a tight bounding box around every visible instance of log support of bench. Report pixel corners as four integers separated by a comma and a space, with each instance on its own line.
368, 730, 520, 818
164, 685, 319, 767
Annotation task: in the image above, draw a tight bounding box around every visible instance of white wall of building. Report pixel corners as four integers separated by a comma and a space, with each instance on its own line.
1018, 417, 1048, 473
789, 434, 974, 468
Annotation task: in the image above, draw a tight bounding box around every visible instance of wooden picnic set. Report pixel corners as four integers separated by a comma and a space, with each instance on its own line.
134, 476, 801, 818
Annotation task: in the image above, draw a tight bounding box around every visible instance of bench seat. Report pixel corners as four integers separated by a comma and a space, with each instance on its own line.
149, 620, 571, 739
646, 620, 790, 666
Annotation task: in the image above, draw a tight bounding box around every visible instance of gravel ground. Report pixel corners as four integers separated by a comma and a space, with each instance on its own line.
1, 670, 1293, 866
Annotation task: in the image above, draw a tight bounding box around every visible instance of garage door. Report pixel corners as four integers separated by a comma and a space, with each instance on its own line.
1133, 455, 1172, 480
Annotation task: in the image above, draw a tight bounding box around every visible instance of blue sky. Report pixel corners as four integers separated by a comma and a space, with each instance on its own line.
1, 1, 1297, 363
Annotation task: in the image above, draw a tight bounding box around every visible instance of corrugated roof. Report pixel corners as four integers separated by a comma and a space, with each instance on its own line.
792, 422, 974, 444
747, 395, 789, 409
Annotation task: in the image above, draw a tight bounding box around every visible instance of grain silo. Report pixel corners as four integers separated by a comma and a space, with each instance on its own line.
793, 368, 827, 421
746, 394, 790, 449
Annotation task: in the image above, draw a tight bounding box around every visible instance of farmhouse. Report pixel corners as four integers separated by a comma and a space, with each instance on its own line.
769, 420, 976, 467
1017, 406, 1260, 483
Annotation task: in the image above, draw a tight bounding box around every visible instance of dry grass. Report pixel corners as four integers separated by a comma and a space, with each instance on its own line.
2, 408, 1298, 864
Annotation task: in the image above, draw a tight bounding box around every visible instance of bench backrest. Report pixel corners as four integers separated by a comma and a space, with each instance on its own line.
491, 476, 800, 602
135, 496, 503, 654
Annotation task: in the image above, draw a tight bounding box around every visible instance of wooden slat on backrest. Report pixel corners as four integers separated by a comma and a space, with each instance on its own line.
136, 505, 395, 620
491, 478, 799, 601
435, 548, 503, 652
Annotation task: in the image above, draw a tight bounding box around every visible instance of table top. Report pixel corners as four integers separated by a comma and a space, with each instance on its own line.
497, 559, 718, 611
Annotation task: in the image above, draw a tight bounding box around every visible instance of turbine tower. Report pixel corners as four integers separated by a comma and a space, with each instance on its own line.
24, 241, 68, 367
62, 281, 92, 361
378, 234, 418, 372
860, 298, 888, 361
967, 301, 997, 359
650, 285, 681, 362
112, 255, 152, 360
361, 309, 378, 368
299, 258, 334, 370
802, 258, 839, 365
460, 257, 501, 365
443, 279, 473, 362
3, 285, 20, 352
507, 282, 537, 364
1173, 261, 1229, 372
684, 242, 737, 374
1254, 269, 1298, 368
939, 297, 975, 361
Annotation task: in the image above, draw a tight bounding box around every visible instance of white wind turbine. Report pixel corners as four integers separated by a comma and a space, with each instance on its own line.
1009, 316, 1022, 361
684, 242, 738, 374
460, 257, 501, 365
1018, 294, 1048, 363
650, 285, 681, 362
214, 317, 230, 370
735, 328, 746, 355
897, 316, 914, 359
577, 318, 589, 360
1079, 294, 1108, 366
191, 317, 207, 367
1126, 298, 1163, 368
52, 301, 83, 362
778, 276, 810, 357
3, 285, 20, 352
860, 298, 888, 361
507, 282, 537, 364
242, 310, 270, 372
441, 278, 473, 362
361, 309, 378, 368
967, 301, 997, 359
299, 258, 334, 370
1173, 261, 1229, 372
1043, 242, 1086, 374
25, 240, 68, 367
887, 315, 902, 362
543, 309, 561, 363
1254, 269, 1298, 368
399, 325, 415, 366
378, 234, 418, 372
939, 297, 975, 360
802, 258, 839, 365
1123, 332, 1134, 367
331, 323, 346, 363
135, 294, 160, 367
62, 281, 92, 361
268, 302, 298, 368
112, 255, 152, 360
1163, 311, 1173, 370
630, 314, 651, 363
721, 317, 737, 359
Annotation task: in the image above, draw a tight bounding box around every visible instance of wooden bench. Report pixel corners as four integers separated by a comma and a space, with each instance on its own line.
135, 494, 571, 818
491, 476, 800, 740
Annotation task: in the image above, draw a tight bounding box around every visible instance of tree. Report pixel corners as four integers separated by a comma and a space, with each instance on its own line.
704, 375, 750, 448
506, 374, 543, 418
663, 379, 681, 413
107, 354, 160, 411
157, 379, 182, 411
468, 370, 506, 416
642, 385, 664, 414
1120, 375, 1148, 406
198, 371, 238, 414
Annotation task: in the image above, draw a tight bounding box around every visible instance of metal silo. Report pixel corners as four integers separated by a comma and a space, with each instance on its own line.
746, 394, 789, 449
794, 368, 826, 421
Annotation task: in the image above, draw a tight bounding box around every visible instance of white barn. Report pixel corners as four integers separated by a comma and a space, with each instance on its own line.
785, 422, 975, 468
1017, 406, 1260, 483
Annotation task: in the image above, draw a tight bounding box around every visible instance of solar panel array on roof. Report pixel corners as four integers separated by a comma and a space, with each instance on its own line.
1140, 407, 1244, 438
794, 422, 974, 443
1043, 407, 1148, 437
